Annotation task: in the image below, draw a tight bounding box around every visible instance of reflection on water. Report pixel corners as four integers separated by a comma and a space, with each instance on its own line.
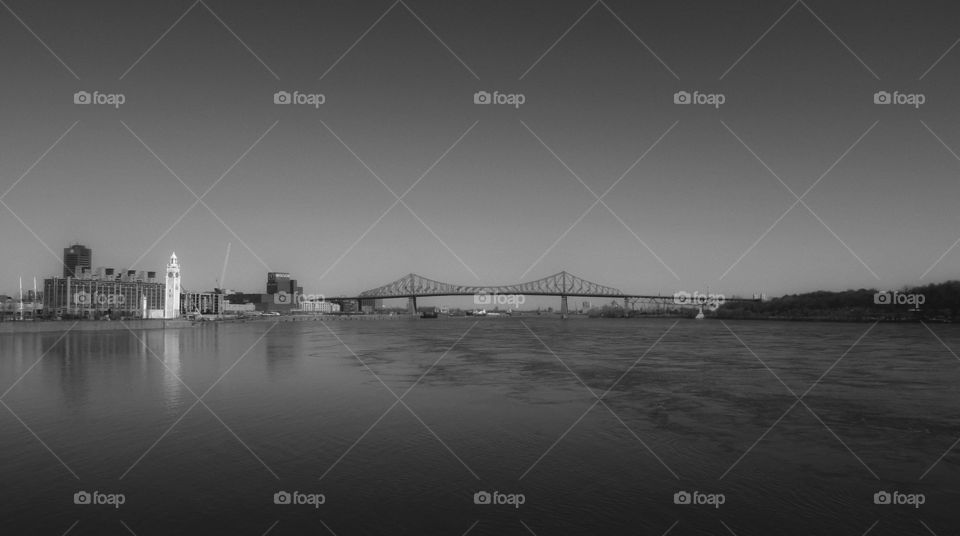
0, 318, 958, 535
162, 329, 181, 404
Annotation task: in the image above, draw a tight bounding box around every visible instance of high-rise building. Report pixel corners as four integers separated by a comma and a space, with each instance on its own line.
266, 272, 302, 300
164, 252, 181, 319
266, 272, 291, 295
62, 244, 92, 279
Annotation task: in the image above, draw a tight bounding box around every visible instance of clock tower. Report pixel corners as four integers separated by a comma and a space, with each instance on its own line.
164, 252, 181, 319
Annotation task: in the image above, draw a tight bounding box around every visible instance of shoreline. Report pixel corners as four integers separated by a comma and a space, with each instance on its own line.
0, 314, 950, 334
0, 319, 195, 334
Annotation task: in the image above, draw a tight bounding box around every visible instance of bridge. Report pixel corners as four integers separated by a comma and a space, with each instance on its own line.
330, 271, 759, 317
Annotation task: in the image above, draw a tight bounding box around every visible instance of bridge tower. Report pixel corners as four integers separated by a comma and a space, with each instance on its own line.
560, 271, 568, 319
408, 296, 417, 315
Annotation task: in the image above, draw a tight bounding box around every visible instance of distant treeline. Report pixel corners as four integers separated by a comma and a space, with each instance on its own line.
716, 281, 960, 322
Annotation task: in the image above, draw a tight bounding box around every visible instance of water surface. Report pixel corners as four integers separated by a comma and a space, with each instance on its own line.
1, 318, 957, 534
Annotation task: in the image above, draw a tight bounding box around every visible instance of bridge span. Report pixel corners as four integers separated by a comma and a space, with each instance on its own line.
329, 271, 758, 317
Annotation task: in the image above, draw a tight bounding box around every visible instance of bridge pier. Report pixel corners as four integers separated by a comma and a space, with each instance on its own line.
408, 296, 418, 315
560, 295, 568, 319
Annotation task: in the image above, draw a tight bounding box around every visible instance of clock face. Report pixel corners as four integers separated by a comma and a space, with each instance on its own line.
168, 272, 174, 278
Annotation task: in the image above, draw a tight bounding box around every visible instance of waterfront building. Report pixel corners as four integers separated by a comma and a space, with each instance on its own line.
42, 248, 177, 320
298, 300, 340, 313
223, 302, 256, 314
360, 298, 383, 313
42, 277, 164, 319
181, 290, 224, 316
0, 295, 39, 320
225, 292, 293, 314
164, 253, 181, 319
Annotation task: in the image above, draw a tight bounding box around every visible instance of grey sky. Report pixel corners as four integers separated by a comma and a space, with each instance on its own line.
1, 0, 959, 300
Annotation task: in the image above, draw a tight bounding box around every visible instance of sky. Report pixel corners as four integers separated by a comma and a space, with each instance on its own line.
1, 0, 959, 302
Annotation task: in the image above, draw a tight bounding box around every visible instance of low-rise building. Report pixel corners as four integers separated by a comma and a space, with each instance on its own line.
298, 300, 340, 313
226, 293, 295, 314
224, 302, 256, 314
181, 290, 225, 316
360, 298, 383, 313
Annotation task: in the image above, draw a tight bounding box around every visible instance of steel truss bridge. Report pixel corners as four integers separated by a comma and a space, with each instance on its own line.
329, 271, 758, 316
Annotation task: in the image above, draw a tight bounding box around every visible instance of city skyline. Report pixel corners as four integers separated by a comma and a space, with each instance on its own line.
5, 3, 960, 534
2, 1, 959, 299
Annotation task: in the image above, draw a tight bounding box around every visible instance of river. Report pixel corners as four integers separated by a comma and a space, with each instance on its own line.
1, 317, 957, 534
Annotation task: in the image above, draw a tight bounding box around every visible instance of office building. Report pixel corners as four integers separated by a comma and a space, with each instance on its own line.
62, 244, 92, 279
266, 272, 303, 298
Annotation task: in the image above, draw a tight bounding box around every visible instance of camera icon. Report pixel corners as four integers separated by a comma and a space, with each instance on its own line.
274, 91, 291, 105
74, 491, 91, 505
673, 291, 691, 305
74, 291, 91, 306
274, 491, 291, 505
673, 491, 691, 505
873, 291, 891, 305
473, 491, 491, 505
873, 491, 891, 505
474, 292, 492, 305
474, 91, 491, 105
73, 91, 91, 105
274, 291, 290, 305
673, 91, 691, 104
873, 91, 891, 105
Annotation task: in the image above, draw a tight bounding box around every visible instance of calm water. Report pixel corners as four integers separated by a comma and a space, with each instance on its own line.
1, 318, 958, 535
